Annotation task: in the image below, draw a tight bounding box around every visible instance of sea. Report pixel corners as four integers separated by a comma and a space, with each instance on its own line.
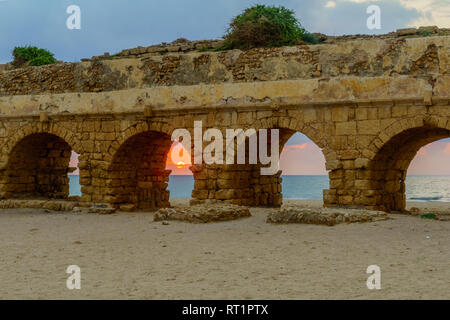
68, 175, 450, 202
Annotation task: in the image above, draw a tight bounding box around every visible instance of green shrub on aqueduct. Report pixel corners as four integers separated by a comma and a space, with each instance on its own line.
221, 4, 318, 50
12, 46, 57, 67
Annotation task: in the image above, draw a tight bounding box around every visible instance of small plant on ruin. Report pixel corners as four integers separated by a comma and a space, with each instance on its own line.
198, 45, 214, 52
419, 30, 432, 37
12, 46, 57, 67
220, 5, 318, 50
421, 213, 437, 220
300, 32, 319, 44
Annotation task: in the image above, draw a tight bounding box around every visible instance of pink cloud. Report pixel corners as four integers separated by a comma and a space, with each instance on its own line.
444, 143, 450, 155
280, 143, 327, 175
416, 147, 427, 156
408, 141, 450, 175
69, 151, 79, 175
284, 143, 308, 150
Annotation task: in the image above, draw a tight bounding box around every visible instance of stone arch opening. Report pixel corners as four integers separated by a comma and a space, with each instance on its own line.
218, 128, 286, 207
108, 131, 173, 210
1, 133, 73, 199
166, 140, 194, 205
215, 126, 329, 207
406, 138, 450, 202
279, 132, 328, 201
247, 127, 297, 207
189, 127, 283, 207
370, 125, 450, 212
68, 151, 82, 197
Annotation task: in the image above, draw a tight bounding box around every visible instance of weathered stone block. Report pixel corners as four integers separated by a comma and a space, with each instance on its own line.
336, 122, 356, 135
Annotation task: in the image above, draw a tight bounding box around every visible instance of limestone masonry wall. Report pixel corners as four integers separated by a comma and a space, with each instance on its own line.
0, 33, 449, 212
0, 33, 449, 97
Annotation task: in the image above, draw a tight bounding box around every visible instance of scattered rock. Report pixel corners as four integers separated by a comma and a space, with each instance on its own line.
409, 207, 421, 215
154, 203, 251, 223
418, 26, 439, 34
0, 199, 78, 211
396, 28, 418, 36
267, 205, 389, 226
84, 39, 225, 62
312, 33, 328, 42
88, 206, 116, 215
407, 207, 449, 220
120, 203, 136, 212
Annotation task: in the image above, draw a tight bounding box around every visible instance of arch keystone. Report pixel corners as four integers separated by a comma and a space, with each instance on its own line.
424, 89, 433, 106
40, 112, 49, 123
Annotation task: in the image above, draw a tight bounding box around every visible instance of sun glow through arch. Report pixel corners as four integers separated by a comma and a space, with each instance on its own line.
166, 142, 192, 175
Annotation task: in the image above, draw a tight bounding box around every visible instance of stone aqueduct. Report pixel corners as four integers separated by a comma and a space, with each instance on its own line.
0, 35, 449, 212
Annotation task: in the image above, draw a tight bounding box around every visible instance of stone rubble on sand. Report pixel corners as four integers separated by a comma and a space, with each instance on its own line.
0, 199, 78, 211
267, 205, 389, 226
0, 199, 116, 214
154, 203, 251, 223
408, 207, 450, 221
84, 204, 116, 215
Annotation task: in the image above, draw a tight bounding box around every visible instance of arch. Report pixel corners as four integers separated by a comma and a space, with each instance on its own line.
106, 130, 174, 210
0, 132, 74, 199
248, 114, 334, 164
165, 140, 194, 205
279, 132, 328, 200
369, 120, 450, 211
103, 121, 178, 163
2, 122, 80, 159
249, 115, 328, 150
213, 114, 331, 207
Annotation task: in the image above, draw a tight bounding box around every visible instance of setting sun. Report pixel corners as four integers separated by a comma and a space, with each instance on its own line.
166, 142, 192, 175
176, 161, 186, 169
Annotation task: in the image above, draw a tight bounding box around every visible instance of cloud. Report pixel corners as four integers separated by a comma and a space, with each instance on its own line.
307, 0, 421, 35
408, 140, 450, 175
284, 143, 308, 150
416, 147, 428, 155
280, 140, 327, 175
396, 0, 449, 27
69, 151, 79, 175
340, 0, 449, 27
444, 143, 450, 155
0, 0, 429, 62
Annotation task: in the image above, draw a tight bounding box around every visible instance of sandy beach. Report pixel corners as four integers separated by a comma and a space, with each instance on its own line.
0, 199, 449, 300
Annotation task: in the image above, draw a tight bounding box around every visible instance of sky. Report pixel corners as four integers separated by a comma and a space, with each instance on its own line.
0, 0, 448, 62
3, 0, 450, 175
